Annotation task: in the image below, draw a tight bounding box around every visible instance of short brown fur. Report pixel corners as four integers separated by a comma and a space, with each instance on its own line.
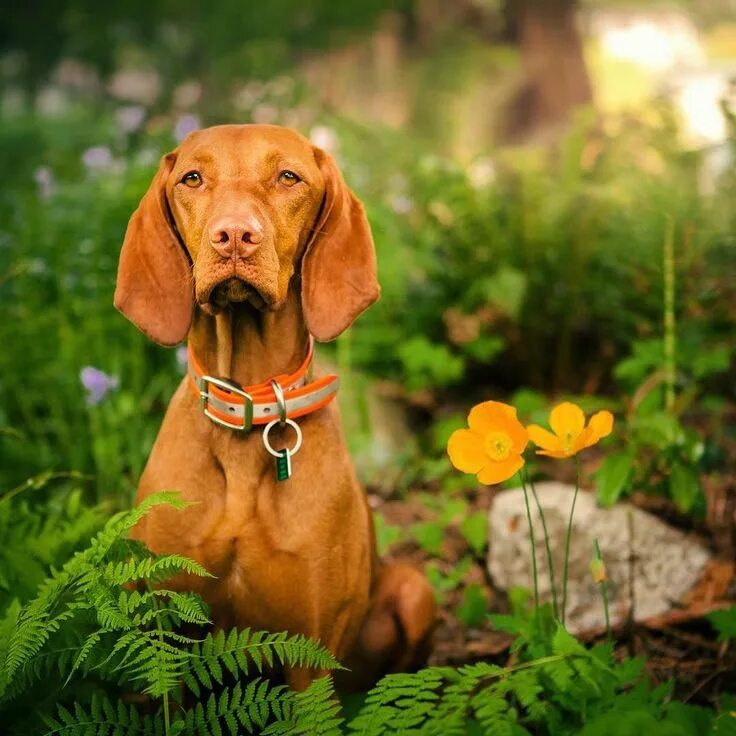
115, 124, 435, 690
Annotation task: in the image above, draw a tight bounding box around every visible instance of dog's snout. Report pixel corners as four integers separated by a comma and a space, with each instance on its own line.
209, 216, 264, 258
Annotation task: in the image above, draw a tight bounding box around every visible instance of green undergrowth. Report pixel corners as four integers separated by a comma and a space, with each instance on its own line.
1, 490, 734, 735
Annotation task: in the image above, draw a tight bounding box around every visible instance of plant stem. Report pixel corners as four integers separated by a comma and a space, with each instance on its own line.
593, 539, 611, 640
663, 215, 676, 415
561, 458, 581, 627
147, 581, 171, 736
524, 470, 560, 620
519, 472, 540, 609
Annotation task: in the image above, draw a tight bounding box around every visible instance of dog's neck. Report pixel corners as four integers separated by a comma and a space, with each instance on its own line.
188, 288, 310, 387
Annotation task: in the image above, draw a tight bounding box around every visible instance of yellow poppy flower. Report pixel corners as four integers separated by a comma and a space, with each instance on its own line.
447, 401, 528, 485
527, 402, 613, 459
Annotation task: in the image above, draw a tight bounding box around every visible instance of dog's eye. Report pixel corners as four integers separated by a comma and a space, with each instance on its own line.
181, 171, 202, 188
278, 170, 300, 187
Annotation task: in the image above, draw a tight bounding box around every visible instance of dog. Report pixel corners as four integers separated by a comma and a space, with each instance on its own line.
114, 123, 436, 690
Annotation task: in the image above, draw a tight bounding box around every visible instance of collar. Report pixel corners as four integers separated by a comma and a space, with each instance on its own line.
186, 336, 339, 431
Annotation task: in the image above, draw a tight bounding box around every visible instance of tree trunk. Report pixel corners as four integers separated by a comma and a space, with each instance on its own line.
504, 0, 593, 139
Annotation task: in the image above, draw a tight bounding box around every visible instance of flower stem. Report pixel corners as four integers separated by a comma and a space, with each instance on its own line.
663, 215, 676, 415
561, 458, 581, 627
519, 472, 540, 609
526, 472, 560, 620
594, 538, 611, 640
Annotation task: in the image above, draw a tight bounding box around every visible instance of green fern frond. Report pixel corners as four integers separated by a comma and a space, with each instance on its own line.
264, 675, 343, 736
181, 679, 292, 736
42, 693, 163, 736
348, 668, 449, 734
182, 628, 341, 698
101, 554, 213, 587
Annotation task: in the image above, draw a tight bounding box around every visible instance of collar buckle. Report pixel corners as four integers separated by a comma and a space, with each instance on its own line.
199, 375, 253, 431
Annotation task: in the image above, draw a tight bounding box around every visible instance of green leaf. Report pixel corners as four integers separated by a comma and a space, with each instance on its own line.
460, 512, 487, 555
457, 584, 488, 628
594, 451, 634, 506
373, 513, 403, 557
410, 521, 445, 557
397, 337, 464, 392
707, 606, 736, 642
669, 462, 701, 513
463, 335, 505, 363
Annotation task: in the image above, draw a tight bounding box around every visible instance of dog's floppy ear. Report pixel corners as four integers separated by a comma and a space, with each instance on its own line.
301, 147, 380, 342
114, 153, 194, 346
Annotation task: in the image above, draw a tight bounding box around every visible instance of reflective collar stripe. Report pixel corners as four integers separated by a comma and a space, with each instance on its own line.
185, 338, 339, 430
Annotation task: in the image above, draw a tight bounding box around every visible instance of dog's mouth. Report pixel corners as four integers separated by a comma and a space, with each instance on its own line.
201, 277, 271, 313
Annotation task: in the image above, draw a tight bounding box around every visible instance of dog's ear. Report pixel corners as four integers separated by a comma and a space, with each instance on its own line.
301, 147, 380, 342
114, 153, 194, 346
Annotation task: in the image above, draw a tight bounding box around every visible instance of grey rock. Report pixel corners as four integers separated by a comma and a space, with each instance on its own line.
487, 482, 711, 633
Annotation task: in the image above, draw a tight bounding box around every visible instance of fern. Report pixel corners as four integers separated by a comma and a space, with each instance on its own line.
182, 628, 341, 697
4, 486, 731, 735
0, 491, 347, 735
265, 676, 344, 736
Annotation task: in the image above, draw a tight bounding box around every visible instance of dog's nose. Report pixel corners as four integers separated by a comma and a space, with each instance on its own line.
209, 217, 264, 258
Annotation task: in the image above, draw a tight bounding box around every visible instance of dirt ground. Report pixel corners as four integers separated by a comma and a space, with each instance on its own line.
372, 431, 736, 708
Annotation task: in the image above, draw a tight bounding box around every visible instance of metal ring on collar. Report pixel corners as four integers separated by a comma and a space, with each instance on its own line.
262, 418, 303, 458
270, 379, 288, 425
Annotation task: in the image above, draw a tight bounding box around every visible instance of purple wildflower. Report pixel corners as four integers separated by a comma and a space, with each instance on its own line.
82, 146, 113, 171
116, 105, 146, 134
174, 114, 201, 143
80, 366, 119, 406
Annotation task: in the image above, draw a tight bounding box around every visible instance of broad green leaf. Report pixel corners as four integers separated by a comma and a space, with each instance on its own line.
410, 521, 445, 557
457, 583, 488, 628
594, 451, 634, 506
669, 462, 701, 513
707, 606, 736, 642
460, 511, 487, 555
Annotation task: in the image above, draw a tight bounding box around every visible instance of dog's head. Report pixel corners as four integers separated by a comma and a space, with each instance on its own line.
114, 124, 379, 345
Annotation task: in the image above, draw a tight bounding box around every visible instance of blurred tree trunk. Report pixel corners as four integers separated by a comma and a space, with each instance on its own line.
503, 0, 592, 139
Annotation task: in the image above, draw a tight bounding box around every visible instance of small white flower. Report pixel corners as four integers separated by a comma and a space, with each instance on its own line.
252, 104, 278, 125
390, 195, 413, 215
175, 345, 188, 370
173, 81, 202, 108
36, 86, 68, 116
467, 157, 496, 189
55, 59, 98, 92
232, 81, 264, 111
33, 167, 55, 200
309, 125, 338, 153
108, 69, 161, 105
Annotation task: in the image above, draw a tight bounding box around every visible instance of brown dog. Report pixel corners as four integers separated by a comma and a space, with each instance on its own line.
114, 124, 435, 690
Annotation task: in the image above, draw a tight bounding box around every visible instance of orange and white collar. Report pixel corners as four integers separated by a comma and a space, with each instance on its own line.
186, 337, 339, 431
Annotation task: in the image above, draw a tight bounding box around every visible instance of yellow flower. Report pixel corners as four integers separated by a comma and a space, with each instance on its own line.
447, 401, 528, 485
527, 402, 613, 459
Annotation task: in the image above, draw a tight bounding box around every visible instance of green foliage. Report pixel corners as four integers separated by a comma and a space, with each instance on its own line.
0, 478, 104, 610
460, 511, 488, 556
0, 492, 342, 736
707, 606, 736, 642
594, 332, 721, 511
345, 623, 720, 735
457, 583, 488, 628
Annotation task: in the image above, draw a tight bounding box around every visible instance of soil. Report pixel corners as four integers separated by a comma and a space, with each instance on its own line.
369, 429, 736, 708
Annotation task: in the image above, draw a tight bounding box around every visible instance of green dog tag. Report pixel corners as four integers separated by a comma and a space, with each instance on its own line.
275, 448, 292, 481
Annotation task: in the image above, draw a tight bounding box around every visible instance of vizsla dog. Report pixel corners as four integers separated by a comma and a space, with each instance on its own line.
114, 124, 435, 690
